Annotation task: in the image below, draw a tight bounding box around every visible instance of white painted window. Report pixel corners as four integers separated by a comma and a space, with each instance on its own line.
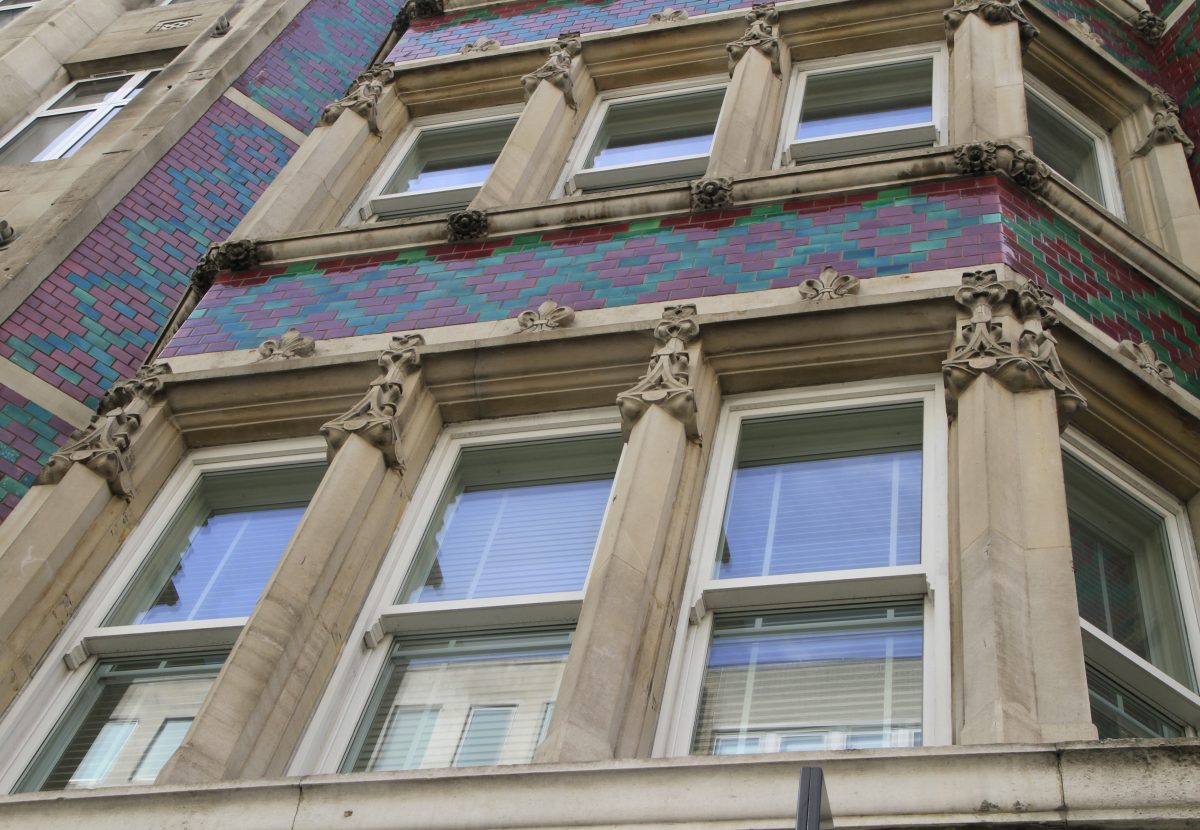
291, 411, 624, 774
358, 107, 519, 220
0, 439, 325, 793
781, 46, 947, 165
560, 79, 726, 195
1062, 432, 1200, 738
1025, 81, 1123, 214
657, 378, 951, 758
0, 0, 37, 28
0, 70, 158, 166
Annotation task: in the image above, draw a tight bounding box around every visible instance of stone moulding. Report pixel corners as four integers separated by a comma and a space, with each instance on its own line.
34, 363, 171, 497
320, 63, 397, 136
944, 0, 1040, 50
520, 33, 582, 109
321, 333, 424, 469
447, 209, 488, 242
943, 270, 1086, 427
726, 3, 782, 76
1132, 9, 1165, 43
189, 239, 262, 294
1118, 339, 1174, 384
1133, 88, 1195, 158
617, 304, 701, 441
690, 177, 733, 211
517, 300, 575, 332
798, 266, 860, 300
257, 328, 317, 361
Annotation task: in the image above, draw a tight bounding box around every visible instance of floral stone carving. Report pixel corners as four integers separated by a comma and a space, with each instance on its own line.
521, 33, 582, 109
943, 270, 1085, 427
799, 266, 860, 300
1132, 10, 1165, 43
617, 304, 701, 441
1118, 340, 1174, 384
257, 328, 317, 360
648, 7, 688, 23
1064, 17, 1102, 47
460, 35, 501, 53
954, 141, 999, 175
944, 0, 1039, 50
690, 177, 733, 211
517, 300, 575, 332
447, 209, 488, 242
320, 63, 396, 135
727, 3, 782, 76
1133, 88, 1195, 158
1008, 147, 1050, 193
189, 239, 262, 294
321, 334, 424, 469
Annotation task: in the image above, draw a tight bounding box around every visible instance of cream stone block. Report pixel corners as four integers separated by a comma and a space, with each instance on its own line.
947, 13, 1030, 149
1139, 140, 1200, 270
471, 55, 595, 210
706, 44, 790, 178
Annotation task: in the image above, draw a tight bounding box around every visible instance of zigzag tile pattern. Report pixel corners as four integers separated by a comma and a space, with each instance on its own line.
0, 385, 75, 517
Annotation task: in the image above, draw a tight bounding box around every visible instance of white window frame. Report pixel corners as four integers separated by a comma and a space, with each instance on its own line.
349, 104, 522, 222
556, 76, 728, 197
1062, 429, 1200, 734
1025, 77, 1124, 218
0, 0, 38, 26
0, 437, 325, 792
778, 44, 948, 167
290, 409, 623, 775
655, 376, 951, 757
0, 70, 157, 165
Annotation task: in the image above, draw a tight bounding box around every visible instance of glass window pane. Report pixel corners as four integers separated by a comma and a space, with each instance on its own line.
346, 630, 572, 772
399, 435, 621, 603
691, 605, 923, 755
1087, 665, 1183, 739
50, 76, 131, 109
0, 6, 28, 26
797, 60, 933, 140
1064, 456, 1194, 689
716, 406, 923, 579
0, 111, 89, 165
105, 464, 325, 626
18, 654, 225, 791
61, 106, 122, 158
586, 89, 724, 170
1026, 92, 1105, 205
382, 119, 515, 195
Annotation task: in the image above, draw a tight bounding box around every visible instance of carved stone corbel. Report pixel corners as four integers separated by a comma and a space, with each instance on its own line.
189, 239, 263, 294
954, 141, 999, 175
1133, 88, 1195, 158
1118, 339, 1174, 384
404, 0, 443, 19
210, 14, 230, 37
1132, 9, 1165, 43
943, 270, 1085, 427
459, 35, 501, 53
321, 334, 424, 469
799, 266, 860, 300
517, 300, 575, 332
320, 63, 396, 135
34, 363, 171, 497
257, 328, 316, 361
617, 304, 701, 441
0, 219, 15, 248
447, 209, 488, 242
690, 177, 733, 211
1008, 147, 1051, 193
944, 0, 1039, 50
520, 33, 582, 109
726, 3, 782, 76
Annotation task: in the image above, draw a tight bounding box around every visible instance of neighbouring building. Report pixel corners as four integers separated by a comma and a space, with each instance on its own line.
0, 0, 1198, 825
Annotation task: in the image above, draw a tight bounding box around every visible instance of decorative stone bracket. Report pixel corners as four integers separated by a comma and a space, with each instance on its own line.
447, 209, 488, 242
1131, 9, 1165, 43
943, 270, 1085, 427
726, 3, 782, 76
521, 33, 583, 109
944, 0, 1040, 50
953, 141, 1050, 193
617, 304, 701, 442
517, 300, 575, 332
690, 177, 733, 211
0, 219, 15, 248
320, 63, 397, 136
321, 334, 424, 469
34, 363, 171, 497
1133, 88, 1196, 158
189, 239, 262, 295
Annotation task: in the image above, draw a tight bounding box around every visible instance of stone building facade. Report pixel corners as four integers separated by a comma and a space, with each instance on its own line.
0, 0, 1199, 825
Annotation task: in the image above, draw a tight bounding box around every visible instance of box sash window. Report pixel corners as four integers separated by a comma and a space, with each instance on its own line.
1025, 84, 1121, 213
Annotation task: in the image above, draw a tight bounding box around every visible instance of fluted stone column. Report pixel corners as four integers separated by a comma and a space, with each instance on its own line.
945, 270, 1097, 743
536, 305, 719, 761
157, 335, 442, 783
472, 34, 595, 209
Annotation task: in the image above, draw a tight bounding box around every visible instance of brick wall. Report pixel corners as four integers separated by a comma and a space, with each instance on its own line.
0, 386, 76, 517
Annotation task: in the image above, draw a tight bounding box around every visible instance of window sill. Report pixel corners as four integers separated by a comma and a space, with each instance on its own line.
789, 124, 939, 164
68, 618, 246, 668
569, 153, 709, 194
368, 592, 585, 643
368, 184, 481, 218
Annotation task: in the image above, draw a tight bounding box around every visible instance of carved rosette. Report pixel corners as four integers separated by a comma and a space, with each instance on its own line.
321, 334, 424, 469
521, 33, 582, 109
320, 64, 396, 135
517, 300, 575, 332
690, 177, 733, 211
447, 209, 488, 242
944, 0, 1039, 50
1008, 147, 1050, 193
954, 141, 999, 175
1118, 339, 1174, 384
1133, 88, 1195, 158
35, 363, 171, 497
799, 266, 860, 300
459, 35, 501, 53
189, 239, 262, 294
943, 270, 1085, 426
1132, 9, 1165, 43
406, 0, 444, 17
617, 304, 701, 441
726, 3, 782, 76
648, 7, 688, 23
257, 328, 317, 361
